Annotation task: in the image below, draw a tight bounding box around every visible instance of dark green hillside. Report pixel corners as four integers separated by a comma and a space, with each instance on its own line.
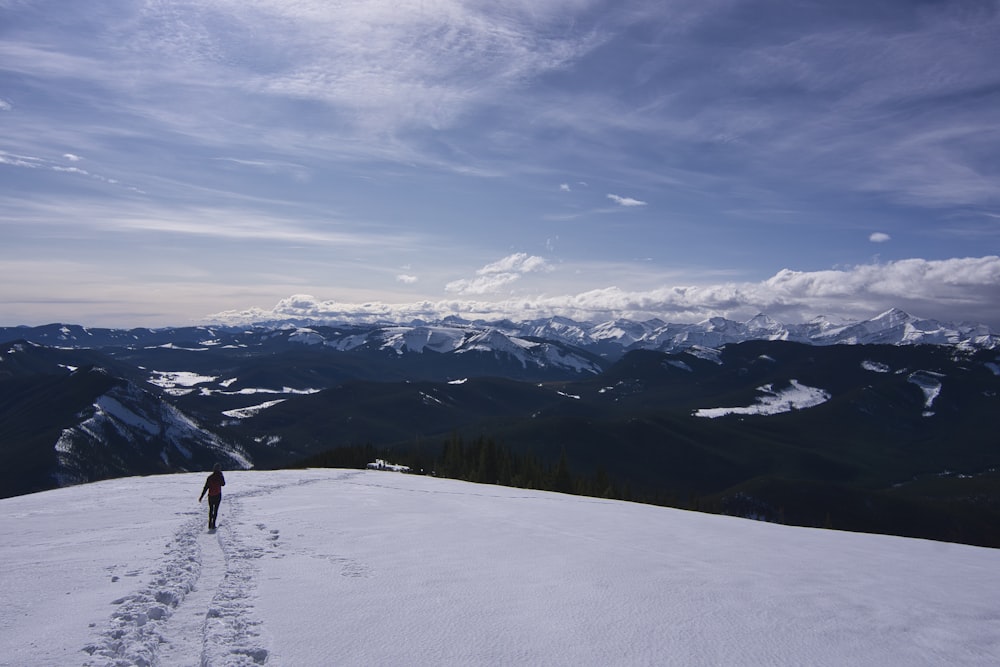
224, 377, 562, 467
0, 367, 122, 497
292, 342, 1000, 546
3, 333, 998, 545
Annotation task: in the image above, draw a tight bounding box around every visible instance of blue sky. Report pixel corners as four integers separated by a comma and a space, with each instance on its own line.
2, 0, 999, 327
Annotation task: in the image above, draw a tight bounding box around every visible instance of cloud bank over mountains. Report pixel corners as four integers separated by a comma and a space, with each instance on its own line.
213, 254, 1000, 327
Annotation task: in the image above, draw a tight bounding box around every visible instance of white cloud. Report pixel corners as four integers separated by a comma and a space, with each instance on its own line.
213, 257, 1000, 328
445, 253, 552, 295
559, 183, 571, 192
63, 153, 82, 161
607, 194, 647, 207
0, 98, 11, 111
445, 273, 521, 295
869, 232, 891, 243
478, 253, 550, 276
396, 274, 418, 284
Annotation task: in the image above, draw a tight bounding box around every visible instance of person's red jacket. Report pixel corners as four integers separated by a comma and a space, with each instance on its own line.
202, 471, 225, 499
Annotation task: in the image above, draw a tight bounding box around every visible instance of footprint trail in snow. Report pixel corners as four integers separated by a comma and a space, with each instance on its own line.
83, 493, 271, 666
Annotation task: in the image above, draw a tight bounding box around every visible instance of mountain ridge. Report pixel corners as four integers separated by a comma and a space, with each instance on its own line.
2, 309, 997, 377
3, 313, 999, 547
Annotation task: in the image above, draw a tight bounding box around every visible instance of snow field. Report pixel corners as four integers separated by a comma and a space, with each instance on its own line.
1, 469, 999, 666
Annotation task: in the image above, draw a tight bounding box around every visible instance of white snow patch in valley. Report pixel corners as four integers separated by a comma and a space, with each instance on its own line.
694, 380, 831, 418
908, 371, 945, 417
665, 359, 692, 372
201, 387, 322, 397
1, 470, 998, 666
148, 370, 218, 389
862, 360, 892, 373
556, 390, 581, 399
222, 399, 287, 419
447, 378, 468, 385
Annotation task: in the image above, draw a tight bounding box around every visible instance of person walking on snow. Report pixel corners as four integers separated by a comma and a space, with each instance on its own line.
199, 463, 226, 530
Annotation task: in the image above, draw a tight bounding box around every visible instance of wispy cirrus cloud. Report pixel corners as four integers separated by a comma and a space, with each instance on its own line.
0, 150, 138, 191
0, 195, 413, 248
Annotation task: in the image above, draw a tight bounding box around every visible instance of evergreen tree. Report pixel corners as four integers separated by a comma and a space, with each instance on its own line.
552, 448, 573, 494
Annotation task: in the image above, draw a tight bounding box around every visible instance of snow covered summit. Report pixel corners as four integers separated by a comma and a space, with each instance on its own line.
2, 469, 998, 666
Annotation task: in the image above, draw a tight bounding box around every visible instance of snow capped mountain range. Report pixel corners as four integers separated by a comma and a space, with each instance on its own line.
245, 307, 1000, 355
3, 310, 999, 547
4, 309, 996, 368
519, 307, 999, 352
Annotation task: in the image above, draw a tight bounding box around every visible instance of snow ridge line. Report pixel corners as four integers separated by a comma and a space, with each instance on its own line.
83, 512, 204, 667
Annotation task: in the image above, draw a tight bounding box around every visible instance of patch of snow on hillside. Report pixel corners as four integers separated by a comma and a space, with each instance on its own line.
222, 399, 287, 418
694, 380, 831, 418
327, 333, 368, 351
686, 345, 722, 364
148, 371, 218, 389
367, 459, 410, 472
381, 326, 466, 354
200, 386, 322, 396
556, 391, 581, 399
986, 362, 1000, 376
665, 359, 692, 372
420, 391, 445, 406
862, 360, 891, 373
289, 328, 325, 345
448, 378, 468, 385
538, 345, 602, 374
908, 371, 944, 417
95, 394, 160, 436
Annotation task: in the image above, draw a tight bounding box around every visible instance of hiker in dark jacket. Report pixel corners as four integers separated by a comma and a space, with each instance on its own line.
199, 463, 226, 530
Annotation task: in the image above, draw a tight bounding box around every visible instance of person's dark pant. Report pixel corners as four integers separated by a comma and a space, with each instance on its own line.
208, 493, 221, 529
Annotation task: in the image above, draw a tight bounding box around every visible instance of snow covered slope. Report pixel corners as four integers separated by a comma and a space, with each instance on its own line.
1, 470, 998, 666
